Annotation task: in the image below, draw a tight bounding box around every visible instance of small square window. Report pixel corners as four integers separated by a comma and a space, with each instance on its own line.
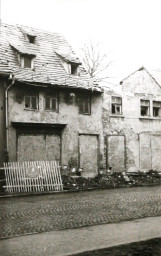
25, 95, 38, 110
28, 35, 35, 44
20, 54, 33, 69
153, 101, 161, 117
140, 100, 150, 116
79, 95, 91, 114
111, 97, 122, 115
45, 91, 58, 111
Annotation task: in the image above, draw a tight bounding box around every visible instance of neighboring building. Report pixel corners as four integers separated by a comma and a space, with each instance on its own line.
0, 23, 104, 177
103, 67, 161, 172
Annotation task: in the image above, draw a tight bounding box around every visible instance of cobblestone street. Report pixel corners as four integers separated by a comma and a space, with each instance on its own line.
0, 186, 161, 239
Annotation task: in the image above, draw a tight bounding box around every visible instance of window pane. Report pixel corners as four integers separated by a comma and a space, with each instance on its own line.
24, 56, 32, 68
31, 96, 37, 109
45, 97, 50, 109
141, 100, 150, 106
141, 106, 149, 116
153, 107, 159, 117
25, 96, 30, 108
112, 104, 115, 114
85, 102, 90, 113
112, 97, 121, 104
153, 101, 161, 107
51, 98, 57, 110
79, 101, 84, 113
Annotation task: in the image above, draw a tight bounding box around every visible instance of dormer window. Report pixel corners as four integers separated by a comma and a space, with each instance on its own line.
28, 35, 35, 44
19, 54, 34, 69
71, 64, 78, 75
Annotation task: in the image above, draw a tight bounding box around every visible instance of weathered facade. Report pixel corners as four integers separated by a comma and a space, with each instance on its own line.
103, 67, 161, 172
0, 23, 104, 177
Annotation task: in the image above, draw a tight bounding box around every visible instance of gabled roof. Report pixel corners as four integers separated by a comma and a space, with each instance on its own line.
0, 22, 102, 92
120, 66, 161, 89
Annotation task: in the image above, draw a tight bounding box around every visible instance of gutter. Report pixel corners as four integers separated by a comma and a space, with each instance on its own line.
5, 73, 15, 162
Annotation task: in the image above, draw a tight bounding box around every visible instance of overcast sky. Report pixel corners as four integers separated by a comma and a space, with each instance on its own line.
1, 0, 161, 85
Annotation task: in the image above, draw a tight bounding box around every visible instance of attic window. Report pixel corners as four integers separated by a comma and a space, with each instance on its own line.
20, 54, 34, 69
28, 35, 35, 44
71, 64, 78, 75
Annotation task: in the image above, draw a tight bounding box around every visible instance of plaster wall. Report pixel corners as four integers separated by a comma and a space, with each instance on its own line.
0, 79, 6, 166
103, 69, 161, 172
7, 84, 104, 174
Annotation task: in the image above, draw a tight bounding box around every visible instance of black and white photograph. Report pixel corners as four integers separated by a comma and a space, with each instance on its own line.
0, 0, 161, 255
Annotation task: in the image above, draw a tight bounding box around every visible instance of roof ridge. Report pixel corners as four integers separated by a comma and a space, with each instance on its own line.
0, 21, 62, 36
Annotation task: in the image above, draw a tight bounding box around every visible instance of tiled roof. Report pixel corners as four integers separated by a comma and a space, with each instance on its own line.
0, 22, 102, 92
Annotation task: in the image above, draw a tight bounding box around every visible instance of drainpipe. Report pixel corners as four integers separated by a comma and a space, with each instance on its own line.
5, 73, 15, 162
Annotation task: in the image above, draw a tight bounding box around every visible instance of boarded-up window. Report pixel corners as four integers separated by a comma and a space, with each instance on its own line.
107, 135, 125, 172
111, 97, 122, 115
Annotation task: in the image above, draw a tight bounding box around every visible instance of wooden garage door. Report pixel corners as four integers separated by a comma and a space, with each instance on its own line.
79, 135, 98, 177
17, 134, 60, 162
107, 135, 125, 172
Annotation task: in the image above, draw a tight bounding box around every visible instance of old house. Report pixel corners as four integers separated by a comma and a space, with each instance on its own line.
0, 23, 104, 178
103, 67, 161, 173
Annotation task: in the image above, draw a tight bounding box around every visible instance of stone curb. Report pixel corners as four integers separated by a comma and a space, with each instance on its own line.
0, 183, 160, 198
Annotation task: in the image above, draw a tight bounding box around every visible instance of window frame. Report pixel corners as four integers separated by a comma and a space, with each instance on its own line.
111, 96, 122, 115
153, 101, 161, 117
140, 99, 150, 117
20, 54, 34, 69
78, 95, 91, 115
24, 95, 38, 110
70, 63, 78, 76
44, 91, 59, 112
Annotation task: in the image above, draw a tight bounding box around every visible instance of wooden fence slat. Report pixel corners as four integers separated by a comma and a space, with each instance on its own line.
3, 160, 63, 193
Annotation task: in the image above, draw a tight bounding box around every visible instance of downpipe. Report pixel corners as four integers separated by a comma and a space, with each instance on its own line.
5, 73, 15, 162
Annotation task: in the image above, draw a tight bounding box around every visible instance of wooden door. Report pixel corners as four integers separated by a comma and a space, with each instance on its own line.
17, 133, 60, 162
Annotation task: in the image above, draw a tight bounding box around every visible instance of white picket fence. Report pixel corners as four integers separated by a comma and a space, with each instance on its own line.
3, 161, 63, 193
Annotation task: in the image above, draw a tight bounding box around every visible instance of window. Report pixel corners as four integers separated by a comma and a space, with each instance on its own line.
28, 35, 35, 44
45, 91, 58, 111
25, 95, 38, 110
111, 97, 122, 115
153, 101, 161, 117
140, 100, 150, 116
79, 95, 91, 114
20, 54, 33, 69
71, 64, 78, 75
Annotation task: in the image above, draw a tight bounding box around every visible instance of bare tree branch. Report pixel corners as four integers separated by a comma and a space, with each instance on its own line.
81, 40, 112, 82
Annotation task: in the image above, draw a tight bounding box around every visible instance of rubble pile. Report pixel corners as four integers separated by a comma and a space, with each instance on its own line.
62, 170, 161, 191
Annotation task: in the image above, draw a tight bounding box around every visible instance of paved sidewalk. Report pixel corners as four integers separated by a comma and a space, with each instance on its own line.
0, 186, 161, 239
0, 216, 161, 256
